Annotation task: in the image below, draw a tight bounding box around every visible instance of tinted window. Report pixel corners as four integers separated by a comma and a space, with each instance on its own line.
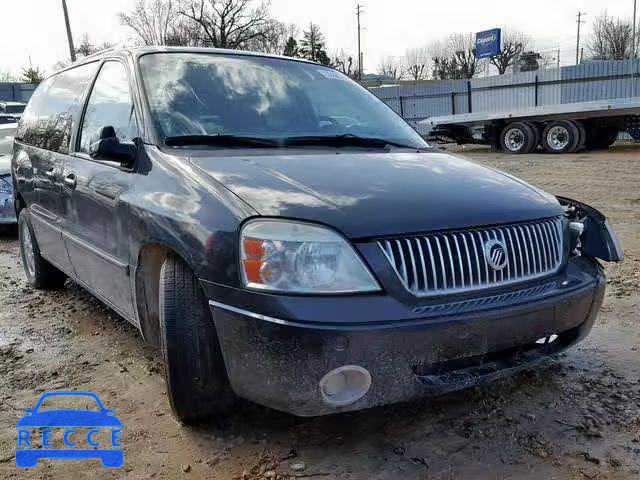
139, 53, 426, 148
16, 63, 98, 153
6, 104, 25, 114
79, 61, 137, 153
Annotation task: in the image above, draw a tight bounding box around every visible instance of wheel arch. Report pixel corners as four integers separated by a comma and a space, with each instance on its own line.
134, 241, 201, 349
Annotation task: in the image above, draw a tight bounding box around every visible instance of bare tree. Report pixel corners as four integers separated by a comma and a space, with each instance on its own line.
377, 55, 402, 81
539, 52, 556, 69
332, 49, 359, 78
404, 47, 429, 80
0, 69, 17, 82
75, 33, 114, 58
449, 33, 481, 79
178, 0, 272, 49
119, 0, 178, 46
586, 12, 635, 60
430, 34, 481, 79
165, 18, 205, 46
246, 20, 298, 54
490, 30, 531, 74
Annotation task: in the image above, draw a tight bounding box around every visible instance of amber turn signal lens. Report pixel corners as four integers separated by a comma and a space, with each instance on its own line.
242, 239, 265, 284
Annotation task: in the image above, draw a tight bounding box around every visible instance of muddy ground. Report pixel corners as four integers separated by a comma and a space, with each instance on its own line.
0, 145, 639, 480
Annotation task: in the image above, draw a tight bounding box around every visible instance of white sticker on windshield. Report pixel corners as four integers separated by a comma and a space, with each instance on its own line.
317, 69, 348, 80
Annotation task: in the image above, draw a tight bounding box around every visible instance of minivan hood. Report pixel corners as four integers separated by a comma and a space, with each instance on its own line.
190, 151, 563, 238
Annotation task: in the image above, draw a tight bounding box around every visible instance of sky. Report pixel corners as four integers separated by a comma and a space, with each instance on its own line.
1, 0, 637, 78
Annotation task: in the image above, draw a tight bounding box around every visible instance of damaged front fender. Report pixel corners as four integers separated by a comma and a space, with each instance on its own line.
557, 196, 624, 263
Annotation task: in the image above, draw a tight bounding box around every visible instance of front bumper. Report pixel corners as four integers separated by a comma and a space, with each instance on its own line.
205, 258, 605, 416
0, 191, 16, 224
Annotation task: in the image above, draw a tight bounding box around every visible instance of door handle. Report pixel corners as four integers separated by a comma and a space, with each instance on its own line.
64, 173, 77, 190
45, 168, 56, 181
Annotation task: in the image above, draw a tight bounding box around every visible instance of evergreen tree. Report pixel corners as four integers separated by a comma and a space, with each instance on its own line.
283, 36, 298, 57
299, 22, 331, 65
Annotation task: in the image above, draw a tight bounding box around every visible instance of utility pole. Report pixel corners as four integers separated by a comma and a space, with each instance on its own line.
634, 0, 638, 58
356, 3, 363, 82
557, 46, 560, 68
576, 11, 586, 65
62, 0, 76, 63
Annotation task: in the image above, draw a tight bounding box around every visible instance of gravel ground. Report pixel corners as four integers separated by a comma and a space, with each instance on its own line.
0, 145, 639, 480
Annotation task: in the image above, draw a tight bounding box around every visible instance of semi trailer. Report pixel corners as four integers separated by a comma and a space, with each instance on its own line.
422, 97, 640, 154
369, 59, 640, 154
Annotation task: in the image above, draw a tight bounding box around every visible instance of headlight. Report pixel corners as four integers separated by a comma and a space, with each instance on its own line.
240, 219, 380, 294
0, 176, 12, 195
568, 221, 584, 255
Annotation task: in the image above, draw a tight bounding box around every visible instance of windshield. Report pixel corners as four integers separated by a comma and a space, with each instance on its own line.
139, 52, 427, 149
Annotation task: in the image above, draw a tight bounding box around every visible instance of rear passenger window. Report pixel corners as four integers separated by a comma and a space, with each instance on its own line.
79, 62, 137, 153
16, 62, 98, 153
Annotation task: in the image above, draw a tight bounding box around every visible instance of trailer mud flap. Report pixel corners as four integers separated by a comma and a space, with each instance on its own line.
557, 196, 624, 262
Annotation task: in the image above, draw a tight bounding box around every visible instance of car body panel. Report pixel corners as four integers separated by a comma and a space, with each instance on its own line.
189, 150, 563, 238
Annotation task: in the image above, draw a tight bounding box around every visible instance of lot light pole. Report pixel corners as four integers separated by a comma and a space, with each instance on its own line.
62, 0, 76, 63
356, 3, 363, 82
634, 0, 637, 58
575, 12, 586, 65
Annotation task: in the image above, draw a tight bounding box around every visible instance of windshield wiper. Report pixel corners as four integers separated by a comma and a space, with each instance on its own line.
283, 134, 420, 150
164, 135, 279, 148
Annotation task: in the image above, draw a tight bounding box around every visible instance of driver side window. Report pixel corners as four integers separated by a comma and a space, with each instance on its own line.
79, 61, 137, 153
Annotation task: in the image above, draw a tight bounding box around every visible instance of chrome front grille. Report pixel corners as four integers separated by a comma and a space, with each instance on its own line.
377, 217, 565, 296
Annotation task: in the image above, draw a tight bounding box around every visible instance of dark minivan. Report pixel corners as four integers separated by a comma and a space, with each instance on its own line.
11, 47, 622, 420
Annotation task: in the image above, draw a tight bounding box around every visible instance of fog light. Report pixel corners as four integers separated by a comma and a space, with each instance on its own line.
535, 334, 559, 344
319, 366, 371, 407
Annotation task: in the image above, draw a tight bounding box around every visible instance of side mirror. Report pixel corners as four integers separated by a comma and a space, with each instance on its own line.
89, 126, 137, 167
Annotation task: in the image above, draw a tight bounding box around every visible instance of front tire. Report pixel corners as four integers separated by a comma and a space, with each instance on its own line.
18, 210, 67, 290
159, 254, 235, 422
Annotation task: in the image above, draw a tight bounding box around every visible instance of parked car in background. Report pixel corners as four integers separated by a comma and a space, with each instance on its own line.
0, 122, 17, 226
0, 101, 26, 124
11, 47, 623, 421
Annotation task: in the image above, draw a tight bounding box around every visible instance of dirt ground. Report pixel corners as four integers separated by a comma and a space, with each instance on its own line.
1, 145, 639, 480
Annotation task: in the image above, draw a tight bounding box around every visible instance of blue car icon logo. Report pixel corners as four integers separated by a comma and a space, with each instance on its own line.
16, 391, 123, 468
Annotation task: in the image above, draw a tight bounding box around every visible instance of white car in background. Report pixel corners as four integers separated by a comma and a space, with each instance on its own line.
0, 122, 17, 226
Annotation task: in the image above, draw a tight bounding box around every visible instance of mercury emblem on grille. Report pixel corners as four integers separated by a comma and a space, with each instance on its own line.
484, 239, 508, 271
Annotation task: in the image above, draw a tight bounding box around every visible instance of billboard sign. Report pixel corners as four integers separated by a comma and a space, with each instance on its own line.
476, 28, 501, 59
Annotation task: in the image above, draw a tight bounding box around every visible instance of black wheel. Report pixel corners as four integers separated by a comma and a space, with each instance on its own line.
523, 122, 541, 152
542, 120, 580, 153
18, 210, 67, 289
159, 254, 235, 422
574, 120, 587, 152
500, 122, 536, 154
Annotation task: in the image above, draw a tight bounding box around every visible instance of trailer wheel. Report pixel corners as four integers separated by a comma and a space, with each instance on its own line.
523, 122, 540, 151
542, 120, 580, 154
574, 121, 587, 152
500, 122, 536, 154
